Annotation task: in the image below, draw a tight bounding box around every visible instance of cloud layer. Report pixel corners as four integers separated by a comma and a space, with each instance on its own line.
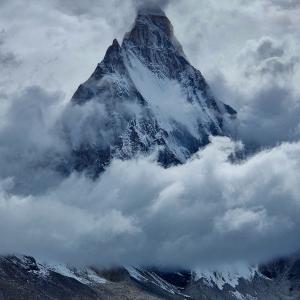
0, 137, 300, 269
0, 0, 300, 269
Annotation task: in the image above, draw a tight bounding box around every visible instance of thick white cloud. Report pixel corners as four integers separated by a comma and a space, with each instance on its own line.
0, 0, 300, 269
0, 137, 300, 269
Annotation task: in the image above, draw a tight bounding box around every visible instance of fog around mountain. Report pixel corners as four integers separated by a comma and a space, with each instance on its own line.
0, 0, 299, 270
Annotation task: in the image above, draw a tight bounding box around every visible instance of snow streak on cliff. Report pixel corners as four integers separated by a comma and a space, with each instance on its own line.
61, 11, 236, 176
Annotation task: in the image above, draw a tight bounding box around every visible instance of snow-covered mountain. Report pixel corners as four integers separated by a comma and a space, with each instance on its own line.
60, 7, 236, 176
1, 254, 300, 299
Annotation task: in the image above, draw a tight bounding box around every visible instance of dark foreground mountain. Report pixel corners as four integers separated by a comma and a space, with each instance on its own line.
59, 7, 236, 177
0, 254, 300, 299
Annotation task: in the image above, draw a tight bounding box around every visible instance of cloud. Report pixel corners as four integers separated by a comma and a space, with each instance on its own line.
58, 96, 142, 150
209, 35, 300, 148
0, 0, 134, 99
256, 37, 284, 61
0, 34, 18, 68
134, 0, 175, 14
0, 86, 66, 195
270, 0, 300, 9
236, 37, 299, 78
0, 137, 299, 269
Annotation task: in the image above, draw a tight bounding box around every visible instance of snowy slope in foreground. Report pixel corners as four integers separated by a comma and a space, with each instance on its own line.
1, 254, 300, 299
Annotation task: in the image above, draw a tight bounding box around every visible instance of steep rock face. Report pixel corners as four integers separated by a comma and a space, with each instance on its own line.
62, 10, 236, 176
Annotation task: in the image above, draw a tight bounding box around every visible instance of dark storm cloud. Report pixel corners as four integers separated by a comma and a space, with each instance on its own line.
271, 0, 300, 9
259, 56, 299, 76
0, 51, 17, 67
242, 37, 298, 77
234, 87, 300, 147
0, 86, 66, 195
256, 38, 284, 61
134, 0, 174, 11
211, 36, 300, 148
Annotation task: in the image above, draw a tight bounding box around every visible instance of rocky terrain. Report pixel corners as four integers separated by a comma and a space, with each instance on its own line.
0, 254, 300, 299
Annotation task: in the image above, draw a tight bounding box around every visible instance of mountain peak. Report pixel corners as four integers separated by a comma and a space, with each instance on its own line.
123, 9, 187, 59
68, 8, 236, 175
123, 11, 172, 41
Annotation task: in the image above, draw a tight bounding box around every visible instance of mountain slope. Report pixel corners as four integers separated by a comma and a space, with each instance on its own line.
60, 9, 236, 176
1, 254, 300, 299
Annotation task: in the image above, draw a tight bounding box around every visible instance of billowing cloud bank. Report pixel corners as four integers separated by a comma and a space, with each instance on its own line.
0, 137, 300, 269
0, 0, 300, 269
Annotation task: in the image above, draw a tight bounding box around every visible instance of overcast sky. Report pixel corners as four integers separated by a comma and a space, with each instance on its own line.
0, 0, 300, 270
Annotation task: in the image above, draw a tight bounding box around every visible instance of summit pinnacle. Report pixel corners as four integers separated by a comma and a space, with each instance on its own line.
62, 8, 236, 176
